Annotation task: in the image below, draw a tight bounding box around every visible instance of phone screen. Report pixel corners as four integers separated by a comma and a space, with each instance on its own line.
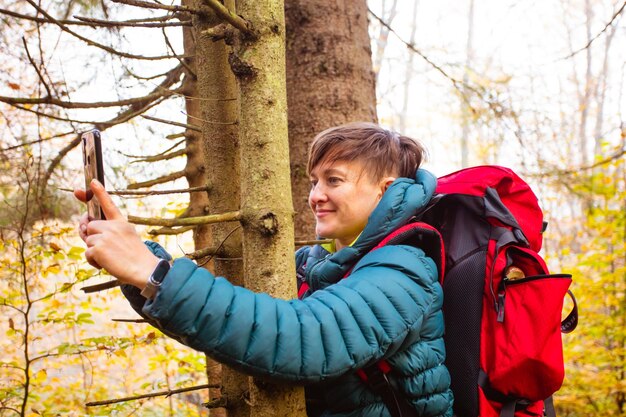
81, 130, 106, 220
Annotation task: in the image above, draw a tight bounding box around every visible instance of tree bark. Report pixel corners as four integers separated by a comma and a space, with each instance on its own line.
181, 3, 229, 416
190, 1, 247, 416
285, 0, 377, 240
232, 0, 306, 415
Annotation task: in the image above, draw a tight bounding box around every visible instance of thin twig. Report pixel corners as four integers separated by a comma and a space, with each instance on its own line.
162, 27, 196, 79
196, 225, 242, 267
527, 148, 626, 177
0, 87, 184, 109
25, 0, 187, 61
131, 148, 186, 163
201, 0, 253, 35
0, 130, 75, 152
38, 65, 184, 197
367, 8, 477, 112
185, 246, 220, 260
128, 210, 241, 227
121, 138, 185, 160
86, 383, 220, 407
110, 0, 202, 15
181, 110, 238, 126
115, 185, 209, 196
73, 15, 192, 28
57, 185, 209, 196
127, 170, 186, 189
81, 280, 120, 293
148, 225, 196, 235
112, 318, 148, 323
0, 7, 95, 26
295, 239, 332, 247
142, 114, 201, 131
562, 0, 626, 60
21, 37, 51, 97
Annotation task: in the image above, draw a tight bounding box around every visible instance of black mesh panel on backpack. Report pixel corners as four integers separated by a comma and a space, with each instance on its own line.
421, 195, 489, 417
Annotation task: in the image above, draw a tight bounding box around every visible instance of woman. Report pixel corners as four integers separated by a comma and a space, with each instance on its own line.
75, 122, 453, 417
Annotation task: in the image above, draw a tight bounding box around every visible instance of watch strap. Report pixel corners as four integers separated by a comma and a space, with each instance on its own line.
140, 259, 171, 300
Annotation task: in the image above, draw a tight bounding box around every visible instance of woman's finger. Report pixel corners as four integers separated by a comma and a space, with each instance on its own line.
84, 247, 102, 269
74, 188, 88, 203
90, 180, 124, 221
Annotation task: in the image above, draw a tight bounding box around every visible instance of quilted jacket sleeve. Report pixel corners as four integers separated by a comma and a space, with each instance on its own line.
126, 243, 442, 383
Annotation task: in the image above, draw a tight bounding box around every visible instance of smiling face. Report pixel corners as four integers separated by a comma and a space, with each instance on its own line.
309, 160, 395, 250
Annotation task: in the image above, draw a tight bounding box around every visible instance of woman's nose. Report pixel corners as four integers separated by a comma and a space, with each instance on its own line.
309, 183, 328, 205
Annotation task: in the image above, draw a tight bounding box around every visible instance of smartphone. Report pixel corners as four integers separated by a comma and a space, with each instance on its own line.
81, 129, 106, 220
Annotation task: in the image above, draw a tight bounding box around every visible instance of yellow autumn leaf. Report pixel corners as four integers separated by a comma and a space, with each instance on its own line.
32, 369, 47, 384
114, 349, 127, 358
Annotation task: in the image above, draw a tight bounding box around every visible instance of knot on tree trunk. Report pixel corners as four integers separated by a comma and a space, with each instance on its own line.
228, 52, 257, 80
244, 209, 279, 236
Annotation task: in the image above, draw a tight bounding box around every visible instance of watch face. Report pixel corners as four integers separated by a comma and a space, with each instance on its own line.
152, 260, 171, 284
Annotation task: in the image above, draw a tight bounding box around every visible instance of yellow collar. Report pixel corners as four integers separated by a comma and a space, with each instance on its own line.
321, 233, 362, 253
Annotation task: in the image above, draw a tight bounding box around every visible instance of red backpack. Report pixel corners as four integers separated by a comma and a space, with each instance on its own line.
356, 166, 578, 417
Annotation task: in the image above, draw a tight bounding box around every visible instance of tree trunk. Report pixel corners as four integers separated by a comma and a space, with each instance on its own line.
190, 1, 247, 416
182, 3, 229, 416
285, 0, 377, 240
232, 0, 306, 415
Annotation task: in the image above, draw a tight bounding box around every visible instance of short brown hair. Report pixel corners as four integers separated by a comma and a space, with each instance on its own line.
307, 122, 427, 181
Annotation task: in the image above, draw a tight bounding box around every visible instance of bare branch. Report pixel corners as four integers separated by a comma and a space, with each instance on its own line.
142, 114, 201, 131
86, 383, 220, 407
22, 37, 51, 97
563, 0, 626, 59
367, 9, 466, 94
25, 0, 188, 61
0, 87, 184, 109
182, 109, 238, 125
113, 185, 209, 196
95, 63, 186, 129
0, 130, 75, 153
73, 15, 192, 28
295, 239, 332, 247
128, 210, 242, 227
9, 103, 98, 124
127, 170, 186, 189
57, 185, 210, 196
185, 246, 221, 260
0, 7, 95, 26
134, 148, 186, 163
112, 318, 148, 323
201, 0, 253, 35
166, 132, 186, 140
81, 280, 120, 293
40, 65, 186, 194
162, 27, 196, 79
529, 148, 626, 177
110, 0, 202, 15
121, 138, 185, 159
148, 225, 195, 235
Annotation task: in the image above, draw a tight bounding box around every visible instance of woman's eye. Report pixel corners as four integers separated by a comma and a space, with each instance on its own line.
328, 177, 342, 185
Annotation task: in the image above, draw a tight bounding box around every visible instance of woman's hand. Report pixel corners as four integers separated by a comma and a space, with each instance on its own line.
74, 180, 160, 289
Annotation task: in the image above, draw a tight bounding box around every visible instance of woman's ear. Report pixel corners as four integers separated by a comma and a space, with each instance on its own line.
381, 177, 396, 193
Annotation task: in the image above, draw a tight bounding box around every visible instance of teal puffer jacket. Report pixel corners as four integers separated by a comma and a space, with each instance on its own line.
122, 169, 453, 417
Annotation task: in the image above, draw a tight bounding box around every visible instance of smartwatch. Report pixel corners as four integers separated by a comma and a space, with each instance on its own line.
140, 259, 171, 300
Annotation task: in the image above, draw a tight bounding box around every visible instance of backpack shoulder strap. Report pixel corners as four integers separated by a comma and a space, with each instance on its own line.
356, 222, 445, 417
371, 221, 445, 284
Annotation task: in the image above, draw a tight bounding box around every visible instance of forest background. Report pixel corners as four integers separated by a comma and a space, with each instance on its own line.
0, 0, 624, 416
